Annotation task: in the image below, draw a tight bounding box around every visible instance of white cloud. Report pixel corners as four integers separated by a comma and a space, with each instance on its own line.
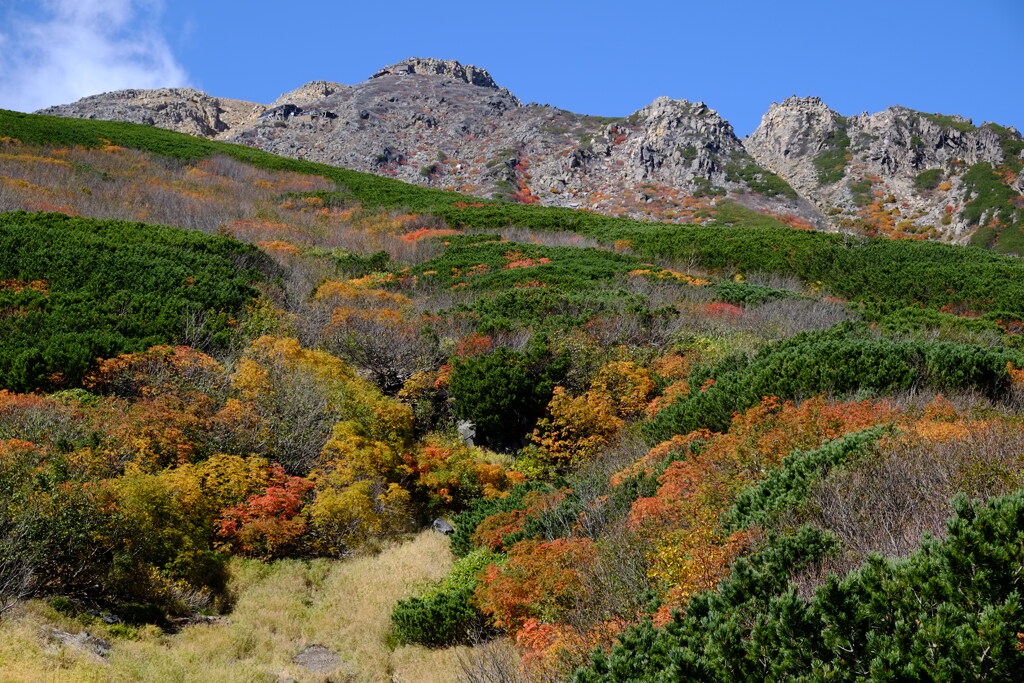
0, 0, 190, 112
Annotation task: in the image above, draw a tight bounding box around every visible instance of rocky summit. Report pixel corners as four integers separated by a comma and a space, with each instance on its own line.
38, 58, 1024, 250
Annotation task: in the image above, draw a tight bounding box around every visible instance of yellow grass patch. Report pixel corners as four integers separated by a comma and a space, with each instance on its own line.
0, 531, 492, 682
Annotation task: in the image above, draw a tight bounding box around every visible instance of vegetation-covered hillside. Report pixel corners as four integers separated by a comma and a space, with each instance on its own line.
1, 110, 1022, 681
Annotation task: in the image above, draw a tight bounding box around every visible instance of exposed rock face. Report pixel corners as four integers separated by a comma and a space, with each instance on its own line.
746, 96, 1024, 247
291, 644, 348, 674
37, 88, 262, 138
271, 80, 345, 108
43, 627, 111, 661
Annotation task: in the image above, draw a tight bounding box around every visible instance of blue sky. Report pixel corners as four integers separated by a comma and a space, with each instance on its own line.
1, 0, 1021, 137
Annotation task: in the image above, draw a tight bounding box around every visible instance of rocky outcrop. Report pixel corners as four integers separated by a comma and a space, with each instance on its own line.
37, 87, 262, 138
371, 57, 502, 90
746, 96, 1024, 246
271, 80, 345, 108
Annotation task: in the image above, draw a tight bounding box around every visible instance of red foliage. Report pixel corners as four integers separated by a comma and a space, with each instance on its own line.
504, 250, 551, 269
472, 510, 528, 551
629, 396, 899, 615
216, 464, 314, 558
454, 333, 493, 358
703, 302, 744, 318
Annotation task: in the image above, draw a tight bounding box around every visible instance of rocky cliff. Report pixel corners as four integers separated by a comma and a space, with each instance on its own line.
746, 97, 1024, 251
37, 59, 1024, 249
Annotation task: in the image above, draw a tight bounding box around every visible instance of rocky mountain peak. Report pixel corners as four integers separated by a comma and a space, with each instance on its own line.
640, 97, 725, 126
36, 61, 1022, 249
370, 57, 500, 90
747, 97, 1024, 249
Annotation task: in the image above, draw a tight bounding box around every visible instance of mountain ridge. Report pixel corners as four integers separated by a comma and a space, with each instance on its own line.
37, 57, 1024, 250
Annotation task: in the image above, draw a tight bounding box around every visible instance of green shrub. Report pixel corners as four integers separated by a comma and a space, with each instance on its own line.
812, 123, 851, 184
449, 337, 569, 449
724, 163, 798, 199
0, 211, 270, 391
921, 112, 976, 133
390, 548, 499, 647
449, 482, 551, 557
913, 168, 943, 191
117, 602, 165, 626
646, 326, 1022, 441
713, 281, 794, 306
724, 427, 888, 531
962, 163, 1024, 253
576, 492, 1024, 681
48, 597, 80, 618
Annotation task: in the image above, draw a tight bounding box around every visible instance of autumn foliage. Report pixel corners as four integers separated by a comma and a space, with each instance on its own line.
631, 396, 900, 617
216, 464, 315, 558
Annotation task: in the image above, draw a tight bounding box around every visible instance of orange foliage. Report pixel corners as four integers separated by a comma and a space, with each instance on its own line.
610, 431, 713, 487
1008, 363, 1024, 390
256, 240, 303, 256
454, 333, 493, 358
532, 387, 624, 466
628, 268, 710, 286
475, 537, 597, 632
0, 279, 48, 294
504, 251, 551, 269
86, 345, 225, 397
314, 280, 410, 309
402, 436, 522, 507
216, 463, 314, 558
630, 396, 899, 615
703, 302, 744, 318
590, 361, 656, 420
399, 227, 460, 242
471, 509, 528, 551
532, 361, 654, 467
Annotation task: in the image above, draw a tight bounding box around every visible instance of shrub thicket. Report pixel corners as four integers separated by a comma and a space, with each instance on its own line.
576, 492, 1024, 681
0, 211, 270, 390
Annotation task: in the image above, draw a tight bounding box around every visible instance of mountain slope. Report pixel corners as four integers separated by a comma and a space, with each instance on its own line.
38, 60, 1024, 250
38, 57, 821, 227
2, 108, 1024, 682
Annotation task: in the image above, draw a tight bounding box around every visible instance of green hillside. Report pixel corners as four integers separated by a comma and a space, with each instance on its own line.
1, 110, 1023, 682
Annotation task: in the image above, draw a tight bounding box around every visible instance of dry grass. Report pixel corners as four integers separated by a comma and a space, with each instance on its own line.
0, 140, 468, 270
0, 531, 486, 682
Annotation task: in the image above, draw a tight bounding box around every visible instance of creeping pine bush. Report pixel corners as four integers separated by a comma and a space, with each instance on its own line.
390, 548, 500, 647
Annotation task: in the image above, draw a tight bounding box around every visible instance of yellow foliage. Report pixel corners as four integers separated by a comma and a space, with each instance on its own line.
307, 479, 412, 553
532, 387, 624, 466
318, 420, 405, 482
194, 453, 274, 507
314, 280, 410, 308
231, 357, 272, 401
1008, 362, 1024, 389
909, 419, 974, 442
590, 360, 656, 419
234, 336, 368, 405
649, 525, 753, 615
397, 369, 436, 401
